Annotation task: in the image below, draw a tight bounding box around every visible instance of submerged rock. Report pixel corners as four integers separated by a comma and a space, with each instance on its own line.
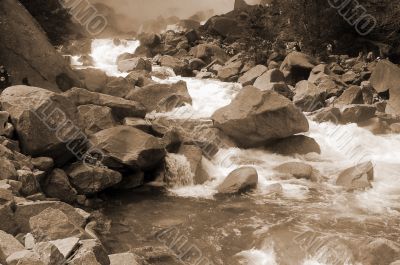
336, 161, 374, 190
274, 162, 321, 182
217, 167, 258, 194
212, 86, 309, 148
267, 135, 321, 155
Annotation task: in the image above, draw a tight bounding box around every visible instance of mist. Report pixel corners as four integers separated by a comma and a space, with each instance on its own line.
90, 0, 236, 21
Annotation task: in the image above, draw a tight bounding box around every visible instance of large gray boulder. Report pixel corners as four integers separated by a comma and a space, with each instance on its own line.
89, 126, 166, 170
293, 80, 326, 112
0, 0, 79, 91
238, 65, 268, 86
0, 86, 82, 164
77, 105, 117, 135
212, 86, 309, 148
217, 167, 258, 194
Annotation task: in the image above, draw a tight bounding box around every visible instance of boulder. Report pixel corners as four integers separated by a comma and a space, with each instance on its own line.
217, 167, 258, 194
109, 252, 139, 265
0, 230, 25, 264
342, 70, 358, 84
336, 161, 374, 190
253, 69, 286, 89
29, 207, 87, 241
31, 157, 54, 172
33, 242, 65, 265
238, 65, 268, 86
89, 126, 166, 170
294, 80, 326, 112
0, 157, 17, 180
370, 60, 400, 93
117, 58, 152, 73
66, 162, 122, 195
178, 145, 210, 184
340, 105, 376, 124
17, 170, 41, 196
280, 52, 317, 84
0, 111, 9, 136
0, 86, 82, 163
15, 201, 86, 233
67, 239, 110, 265
267, 135, 321, 155
0, 204, 17, 234
217, 61, 243, 82
75, 69, 108, 93
212, 86, 309, 148
308, 64, 330, 84
310, 107, 342, 124
259, 83, 294, 100
334, 85, 364, 107
102, 77, 135, 98
77, 105, 116, 135
189, 44, 229, 64
44, 169, 77, 203
50, 237, 80, 259
0, 0, 79, 91
5, 250, 43, 265
159, 55, 189, 76
123, 118, 152, 133
188, 58, 206, 71
64, 87, 146, 120
205, 17, 240, 38
126, 81, 192, 112
274, 162, 321, 182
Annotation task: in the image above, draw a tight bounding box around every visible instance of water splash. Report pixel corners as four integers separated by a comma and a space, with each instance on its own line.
164, 153, 194, 187
90, 39, 140, 76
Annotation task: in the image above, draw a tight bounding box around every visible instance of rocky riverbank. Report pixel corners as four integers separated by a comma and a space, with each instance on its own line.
1, 0, 400, 264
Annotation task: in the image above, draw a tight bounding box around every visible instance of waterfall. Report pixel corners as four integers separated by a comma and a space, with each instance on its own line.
164, 153, 195, 187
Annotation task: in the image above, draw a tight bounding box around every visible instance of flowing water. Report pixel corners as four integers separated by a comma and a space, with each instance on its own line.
81, 40, 400, 264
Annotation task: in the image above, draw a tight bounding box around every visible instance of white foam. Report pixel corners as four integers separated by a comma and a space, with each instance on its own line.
90, 39, 140, 77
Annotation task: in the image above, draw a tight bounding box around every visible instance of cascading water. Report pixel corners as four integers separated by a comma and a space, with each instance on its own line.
81, 39, 400, 265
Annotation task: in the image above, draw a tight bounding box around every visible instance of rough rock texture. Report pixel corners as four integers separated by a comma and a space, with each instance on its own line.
118, 58, 152, 73
160, 55, 188, 76
90, 126, 166, 170
64, 87, 146, 120
109, 252, 139, 265
15, 201, 86, 233
0, 86, 82, 164
77, 105, 117, 135
280, 52, 317, 84
29, 207, 87, 241
0, 0, 79, 91
50, 237, 80, 259
217, 167, 258, 194
267, 135, 321, 155
189, 44, 229, 64
293, 80, 326, 112
126, 81, 192, 112
0, 230, 25, 264
67, 239, 110, 265
340, 105, 376, 124
217, 61, 243, 81
238, 65, 268, 86
334, 85, 364, 107
212, 86, 309, 148
33, 242, 65, 265
75, 69, 108, 93
274, 162, 321, 182
66, 162, 122, 194
44, 169, 77, 203
253, 69, 286, 89
336, 161, 374, 190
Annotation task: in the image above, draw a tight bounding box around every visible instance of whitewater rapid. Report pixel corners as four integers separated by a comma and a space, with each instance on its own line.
79, 39, 400, 265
